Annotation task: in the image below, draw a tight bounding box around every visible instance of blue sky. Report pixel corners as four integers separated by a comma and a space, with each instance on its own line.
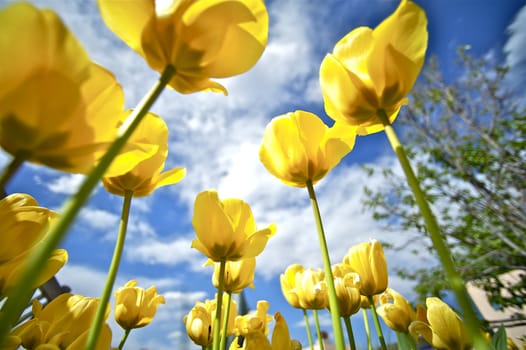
1, 0, 525, 349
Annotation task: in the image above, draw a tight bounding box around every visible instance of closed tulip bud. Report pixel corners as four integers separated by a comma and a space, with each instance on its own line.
409, 297, 472, 350
184, 301, 213, 347
343, 240, 388, 296
280, 264, 303, 309
331, 264, 361, 317
114, 280, 165, 330
320, 0, 428, 135
212, 258, 256, 294
376, 288, 416, 333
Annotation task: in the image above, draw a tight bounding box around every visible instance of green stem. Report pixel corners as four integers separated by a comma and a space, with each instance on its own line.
306, 180, 345, 350
118, 329, 131, 350
212, 259, 226, 350
0, 65, 175, 345
86, 190, 133, 350
303, 309, 314, 350
219, 292, 232, 350
312, 310, 325, 350
362, 308, 372, 350
343, 316, 357, 350
0, 152, 26, 191
377, 109, 489, 350
368, 295, 387, 350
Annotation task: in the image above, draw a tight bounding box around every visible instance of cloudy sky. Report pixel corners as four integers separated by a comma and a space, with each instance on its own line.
1, 0, 525, 349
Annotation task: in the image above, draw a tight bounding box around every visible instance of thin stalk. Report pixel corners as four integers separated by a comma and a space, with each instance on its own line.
362, 308, 372, 350
118, 329, 131, 350
0, 152, 25, 191
368, 295, 387, 350
0, 65, 175, 345
313, 310, 325, 350
377, 109, 489, 350
395, 332, 409, 350
86, 190, 133, 350
303, 308, 314, 350
306, 180, 345, 350
343, 316, 357, 350
219, 292, 232, 350
212, 259, 226, 350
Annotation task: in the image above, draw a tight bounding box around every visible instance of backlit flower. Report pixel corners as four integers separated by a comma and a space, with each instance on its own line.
409, 297, 472, 350
0, 193, 67, 295
191, 190, 276, 261
0, 3, 152, 175
97, 0, 268, 94
281, 265, 328, 310
376, 288, 416, 333
319, 0, 428, 135
102, 112, 185, 197
233, 300, 272, 337
280, 264, 303, 309
114, 280, 165, 330
259, 110, 356, 187
10, 293, 111, 349
343, 240, 388, 296
212, 258, 256, 294
331, 263, 361, 317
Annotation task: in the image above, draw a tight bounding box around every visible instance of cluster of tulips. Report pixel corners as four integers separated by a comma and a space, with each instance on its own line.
0, 0, 512, 349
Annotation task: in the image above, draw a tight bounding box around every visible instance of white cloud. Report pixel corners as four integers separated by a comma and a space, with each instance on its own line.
505, 4, 526, 90
78, 207, 119, 231
46, 174, 86, 195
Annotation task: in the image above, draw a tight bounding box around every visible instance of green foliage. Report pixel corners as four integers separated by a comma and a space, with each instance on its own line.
491, 325, 508, 350
363, 48, 526, 313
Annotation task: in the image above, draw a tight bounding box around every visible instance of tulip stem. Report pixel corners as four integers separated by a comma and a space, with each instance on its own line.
376, 109, 489, 350
86, 190, 133, 350
0, 65, 176, 345
368, 295, 387, 350
219, 292, 232, 350
313, 310, 325, 350
118, 329, 131, 350
362, 308, 373, 350
306, 180, 345, 350
343, 316, 357, 350
303, 308, 315, 350
0, 152, 25, 192
212, 259, 226, 350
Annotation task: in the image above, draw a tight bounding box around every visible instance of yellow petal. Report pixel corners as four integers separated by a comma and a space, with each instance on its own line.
154, 167, 186, 190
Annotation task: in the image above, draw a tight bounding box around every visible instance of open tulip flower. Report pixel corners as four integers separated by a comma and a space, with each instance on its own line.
0, 3, 153, 176
343, 240, 388, 297
97, 0, 268, 94
0, 193, 67, 295
102, 112, 185, 197
233, 300, 272, 337
281, 265, 328, 311
259, 110, 356, 188
114, 280, 166, 330
409, 297, 472, 350
10, 293, 112, 349
319, 0, 428, 135
376, 288, 416, 333
191, 190, 276, 262
331, 263, 361, 317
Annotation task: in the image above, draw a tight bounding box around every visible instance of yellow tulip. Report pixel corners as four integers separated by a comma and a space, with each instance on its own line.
409, 297, 472, 350
11, 293, 111, 349
259, 110, 356, 188
0, 193, 67, 295
343, 240, 388, 296
331, 263, 361, 317
281, 265, 328, 310
212, 258, 256, 294
280, 264, 303, 309
233, 300, 272, 337
191, 190, 276, 261
319, 0, 428, 135
114, 280, 165, 330
376, 288, 416, 333
0, 3, 152, 175
102, 112, 185, 197
97, 0, 268, 94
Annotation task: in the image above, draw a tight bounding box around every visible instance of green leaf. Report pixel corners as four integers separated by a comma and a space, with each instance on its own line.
491, 325, 507, 350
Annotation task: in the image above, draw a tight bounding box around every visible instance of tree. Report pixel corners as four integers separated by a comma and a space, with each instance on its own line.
363, 48, 526, 311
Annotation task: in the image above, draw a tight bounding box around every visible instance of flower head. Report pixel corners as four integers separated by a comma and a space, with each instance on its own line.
98, 0, 268, 94
280, 264, 328, 310
319, 0, 428, 135
259, 110, 356, 188
0, 3, 152, 175
376, 288, 416, 333
0, 193, 67, 295
233, 300, 272, 337
114, 280, 165, 330
331, 263, 362, 317
343, 240, 388, 296
191, 190, 276, 261
212, 258, 256, 294
409, 297, 472, 350
102, 112, 185, 197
